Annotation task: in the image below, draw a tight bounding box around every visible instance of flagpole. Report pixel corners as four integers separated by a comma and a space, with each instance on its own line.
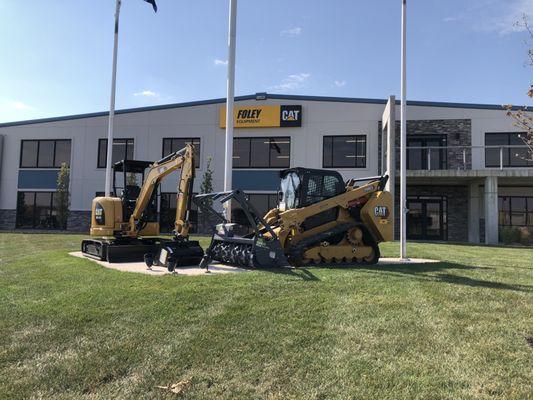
223, 0, 237, 220
105, 0, 121, 197
400, 0, 408, 260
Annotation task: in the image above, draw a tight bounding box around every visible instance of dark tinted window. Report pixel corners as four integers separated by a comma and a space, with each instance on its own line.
233, 138, 250, 167
323, 135, 366, 168
485, 133, 532, 168
407, 135, 447, 170
160, 192, 198, 233
16, 191, 62, 229
20, 140, 71, 168
233, 137, 290, 168
20, 141, 38, 167
499, 196, 533, 227
37, 141, 55, 167
98, 139, 134, 168
162, 138, 201, 168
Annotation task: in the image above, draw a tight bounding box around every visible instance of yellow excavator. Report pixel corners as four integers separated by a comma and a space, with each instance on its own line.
81, 144, 204, 270
195, 168, 393, 268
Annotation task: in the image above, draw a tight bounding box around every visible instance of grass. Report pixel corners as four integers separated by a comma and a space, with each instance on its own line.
0, 233, 532, 399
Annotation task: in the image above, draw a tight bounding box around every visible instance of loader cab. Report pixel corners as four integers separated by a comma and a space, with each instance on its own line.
113, 160, 158, 223
279, 168, 345, 211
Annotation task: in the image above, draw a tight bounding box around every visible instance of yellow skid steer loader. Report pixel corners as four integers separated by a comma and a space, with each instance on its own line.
195, 168, 393, 268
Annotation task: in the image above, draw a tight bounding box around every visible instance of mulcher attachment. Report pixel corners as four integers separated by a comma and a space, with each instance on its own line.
194, 190, 290, 269
148, 239, 204, 272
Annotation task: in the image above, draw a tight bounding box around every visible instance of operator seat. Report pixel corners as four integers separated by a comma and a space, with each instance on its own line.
122, 185, 141, 220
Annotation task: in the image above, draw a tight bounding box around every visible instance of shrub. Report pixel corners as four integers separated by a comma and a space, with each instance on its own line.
519, 227, 532, 246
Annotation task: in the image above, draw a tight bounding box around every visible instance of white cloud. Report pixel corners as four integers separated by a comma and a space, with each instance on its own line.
10, 100, 33, 110
333, 80, 347, 88
134, 90, 158, 97
214, 58, 228, 66
280, 27, 302, 37
270, 73, 311, 92
448, 0, 533, 35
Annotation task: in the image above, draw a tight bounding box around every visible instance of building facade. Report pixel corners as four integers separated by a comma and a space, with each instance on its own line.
0, 93, 531, 244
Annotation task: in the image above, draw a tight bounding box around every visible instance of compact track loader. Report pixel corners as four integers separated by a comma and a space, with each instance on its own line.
81, 144, 203, 269
195, 168, 393, 269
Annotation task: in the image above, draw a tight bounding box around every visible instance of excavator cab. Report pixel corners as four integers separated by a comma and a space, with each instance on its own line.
112, 160, 158, 224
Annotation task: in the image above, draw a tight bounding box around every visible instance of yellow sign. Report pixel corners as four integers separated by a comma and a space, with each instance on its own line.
220, 105, 302, 128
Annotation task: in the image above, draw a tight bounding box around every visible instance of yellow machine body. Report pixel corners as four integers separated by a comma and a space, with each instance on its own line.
197, 168, 394, 268
89, 197, 159, 237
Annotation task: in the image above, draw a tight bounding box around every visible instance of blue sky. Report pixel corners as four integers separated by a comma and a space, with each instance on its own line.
0, 0, 532, 123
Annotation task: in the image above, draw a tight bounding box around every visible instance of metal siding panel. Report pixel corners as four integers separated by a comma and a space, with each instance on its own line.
232, 170, 280, 191
18, 170, 59, 189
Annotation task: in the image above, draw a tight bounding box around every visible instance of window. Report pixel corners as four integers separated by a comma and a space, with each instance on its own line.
499, 196, 533, 227
98, 138, 134, 168
16, 192, 62, 229
407, 135, 447, 170
233, 137, 290, 168
323, 135, 366, 168
20, 140, 71, 168
160, 192, 198, 233
485, 133, 533, 168
162, 138, 201, 168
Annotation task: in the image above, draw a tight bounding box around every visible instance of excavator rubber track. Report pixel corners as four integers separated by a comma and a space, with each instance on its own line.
81, 238, 158, 263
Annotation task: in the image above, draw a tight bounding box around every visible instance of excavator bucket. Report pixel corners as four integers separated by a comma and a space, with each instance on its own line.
194, 190, 290, 269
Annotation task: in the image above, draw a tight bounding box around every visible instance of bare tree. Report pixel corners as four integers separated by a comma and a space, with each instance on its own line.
504, 14, 533, 161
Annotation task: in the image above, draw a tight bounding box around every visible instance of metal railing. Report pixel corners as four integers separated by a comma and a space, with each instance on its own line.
399, 145, 532, 171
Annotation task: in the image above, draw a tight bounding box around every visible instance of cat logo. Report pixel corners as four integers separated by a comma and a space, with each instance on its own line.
374, 206, 389, 218
280, 105, 302, 127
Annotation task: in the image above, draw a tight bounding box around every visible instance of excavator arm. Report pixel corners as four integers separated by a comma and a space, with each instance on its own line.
129, 144, 195, 238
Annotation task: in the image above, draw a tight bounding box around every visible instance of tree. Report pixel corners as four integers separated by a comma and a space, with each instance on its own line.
199, 156, 214, 229
201, 156, 214, 196
505, 14, 533, 161
56, 162, 70, 230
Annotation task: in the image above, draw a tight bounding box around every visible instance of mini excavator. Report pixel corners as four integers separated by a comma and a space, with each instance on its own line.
81, 144, 203, 270
195, 168, 393, 269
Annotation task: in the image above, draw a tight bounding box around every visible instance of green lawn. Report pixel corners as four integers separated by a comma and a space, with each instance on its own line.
0, 233, 532, 399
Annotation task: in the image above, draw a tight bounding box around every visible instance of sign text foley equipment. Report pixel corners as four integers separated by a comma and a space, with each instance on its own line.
220, 105, 302, 128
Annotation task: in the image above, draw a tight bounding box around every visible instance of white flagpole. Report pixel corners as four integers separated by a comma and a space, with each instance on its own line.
223, 0, 237, 220
105, 0, 121, 197
400, 0, 408, 260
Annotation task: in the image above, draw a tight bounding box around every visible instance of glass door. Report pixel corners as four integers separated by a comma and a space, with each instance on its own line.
407, 197, 447, 240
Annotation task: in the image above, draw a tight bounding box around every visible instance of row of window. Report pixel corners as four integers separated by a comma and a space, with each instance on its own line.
14, 190, 279, 231
15, 191, 533, 232
19, 132, 530, 172
19, 136, 369, 170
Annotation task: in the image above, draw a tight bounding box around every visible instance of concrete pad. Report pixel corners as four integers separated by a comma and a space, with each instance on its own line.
378, 257, 440, 265
69, 252, 248, 276
70, 252, 440, 276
